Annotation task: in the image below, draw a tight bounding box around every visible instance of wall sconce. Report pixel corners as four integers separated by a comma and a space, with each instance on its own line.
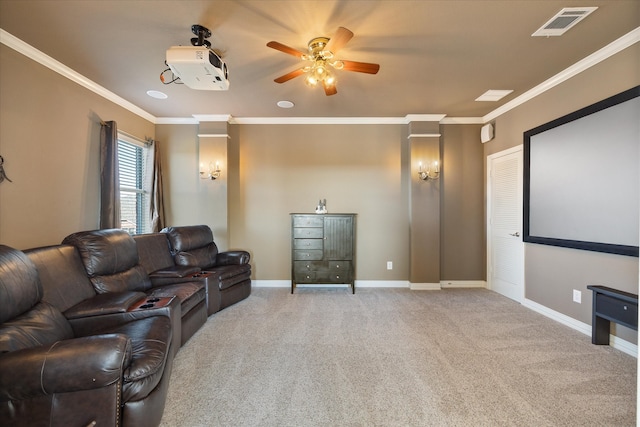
417, 161, 440, 181
200, 161, 221, 180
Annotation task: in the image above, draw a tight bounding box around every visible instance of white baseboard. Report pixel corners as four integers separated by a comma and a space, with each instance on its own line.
523, 298, 638, 358
356, 280, 409, 288
410, 282, 442, 290
253, 280, 486, 290
441, 280, 487, 289
252, 280, 290, 288
252, 280, 409, 288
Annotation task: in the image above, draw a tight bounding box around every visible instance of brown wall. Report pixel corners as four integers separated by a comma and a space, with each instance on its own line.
484, 43, 640, 342
441, 124, 485, 281
0, 45, 154, 249
230, 123, 411, 281
157, 120, 486, 285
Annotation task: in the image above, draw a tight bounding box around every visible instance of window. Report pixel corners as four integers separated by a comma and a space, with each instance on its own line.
118, 134, 151, 235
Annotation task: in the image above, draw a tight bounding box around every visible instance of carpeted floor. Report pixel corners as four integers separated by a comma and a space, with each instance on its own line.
160, 287, 636, 426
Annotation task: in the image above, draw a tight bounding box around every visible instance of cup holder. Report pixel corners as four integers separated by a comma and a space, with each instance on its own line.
140, 303, 155, 309
146, 298, 160, 303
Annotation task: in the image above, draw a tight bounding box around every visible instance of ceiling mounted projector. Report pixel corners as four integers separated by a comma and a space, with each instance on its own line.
165, 24, 229, 91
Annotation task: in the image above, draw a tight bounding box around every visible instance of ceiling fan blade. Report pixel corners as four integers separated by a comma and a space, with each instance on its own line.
325, 27, 354, 54
341, 60, 380, 74
323, 81, 338, 96
266, 41, 306, 58
274, 68, 306, 83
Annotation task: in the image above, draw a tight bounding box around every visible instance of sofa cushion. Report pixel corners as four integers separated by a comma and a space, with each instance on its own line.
25, 245, 97, 313
163, 225, 214, 252
173, 245, 219, 269
0, 245, 42, 323
207, 265, 252, 290
133, 233, 175, 274
0, 302, 74, 353
162, 225, 220, 269
63, 229, 152, 293
100, 316, 172, 402
89, 265, 151, 295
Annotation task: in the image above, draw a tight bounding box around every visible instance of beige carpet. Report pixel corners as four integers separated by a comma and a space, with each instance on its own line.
160, 287, 636, 426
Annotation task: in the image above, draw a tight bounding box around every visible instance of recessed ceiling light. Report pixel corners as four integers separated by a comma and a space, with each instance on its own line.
147, 90, 168, 99
475, 90, 513, 102
277, 100, 294, 108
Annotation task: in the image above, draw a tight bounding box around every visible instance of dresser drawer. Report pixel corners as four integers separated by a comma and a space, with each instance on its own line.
294, 261, 325, 272
293, 239, 323, 250
293, 250, 324, 260
326, 270, 352, 283
596, 294, 638, 328
294, 271, 317, 283
293, 227, 324, 238
328, 261, 351, 272
292, 215, 324, 227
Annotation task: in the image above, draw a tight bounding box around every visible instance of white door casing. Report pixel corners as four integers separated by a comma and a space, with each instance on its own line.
487, 146, 524, 302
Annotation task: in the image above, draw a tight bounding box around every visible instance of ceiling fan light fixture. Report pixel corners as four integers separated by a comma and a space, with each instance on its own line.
267, 27, 379, 96
305, 74, 319, 87
324, 74, 336, 86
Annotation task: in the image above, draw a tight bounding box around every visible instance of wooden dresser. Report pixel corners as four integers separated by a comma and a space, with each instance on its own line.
290, 213, 356, 294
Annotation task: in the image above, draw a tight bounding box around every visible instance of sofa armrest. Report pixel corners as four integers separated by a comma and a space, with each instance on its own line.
148, 266, 202, 287
149, 266, 201, 279
0, 334, 131, 401
63, 291, 148, 319
215, 250, 250, 266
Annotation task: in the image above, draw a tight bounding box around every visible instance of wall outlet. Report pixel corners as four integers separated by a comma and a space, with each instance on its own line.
387, 261, 393, 270
573, 289, 582, 304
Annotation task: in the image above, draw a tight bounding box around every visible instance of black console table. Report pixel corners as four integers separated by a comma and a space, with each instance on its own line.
587, 285, 638, 345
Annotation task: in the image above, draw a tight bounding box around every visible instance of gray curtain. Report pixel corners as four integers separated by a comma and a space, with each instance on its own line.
100, 120, 120, 229
146, 139, 166, 232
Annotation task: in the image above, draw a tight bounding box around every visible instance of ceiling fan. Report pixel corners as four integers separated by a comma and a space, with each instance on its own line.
267, 27, 380, 96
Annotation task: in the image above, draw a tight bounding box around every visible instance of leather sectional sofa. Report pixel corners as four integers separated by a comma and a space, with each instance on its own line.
0, 225, 251, 426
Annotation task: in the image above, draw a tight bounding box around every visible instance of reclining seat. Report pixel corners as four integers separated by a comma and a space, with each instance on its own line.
26, 244, 182, 356
0, 245, 173, 427
63, 229, 207, 346
162, 225, 252, 311
133, 233, 222, 315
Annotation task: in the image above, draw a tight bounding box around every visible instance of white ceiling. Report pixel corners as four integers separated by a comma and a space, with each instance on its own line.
0, 0, 638, 122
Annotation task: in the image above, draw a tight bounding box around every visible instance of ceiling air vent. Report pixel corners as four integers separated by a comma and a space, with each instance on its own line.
532, 7, 597, 37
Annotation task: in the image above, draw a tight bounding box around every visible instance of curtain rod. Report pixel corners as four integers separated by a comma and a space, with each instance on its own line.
101, 121, 155, 145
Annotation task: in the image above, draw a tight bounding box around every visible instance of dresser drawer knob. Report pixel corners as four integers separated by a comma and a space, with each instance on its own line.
624, 305, 628, 310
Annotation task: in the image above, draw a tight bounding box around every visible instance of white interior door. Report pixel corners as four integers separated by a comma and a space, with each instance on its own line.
487, 146, 524, 303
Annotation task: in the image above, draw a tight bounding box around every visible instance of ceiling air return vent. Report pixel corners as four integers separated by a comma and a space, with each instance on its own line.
532, 7, 597, 37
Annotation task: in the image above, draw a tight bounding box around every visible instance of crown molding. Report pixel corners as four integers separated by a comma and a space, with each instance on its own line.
405, 114, 447, 122
197, 134, 231, 138
4, 25, 637, 127
0, 28, 156, 123
482, 26, 640, 123
441, 117, 484, 125
229, 117, 407, 125
408, 133, 441, 139
155, 117, 198, 125
193, 114, 232, 122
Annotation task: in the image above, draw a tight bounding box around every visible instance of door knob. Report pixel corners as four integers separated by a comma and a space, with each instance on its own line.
509, 232, 520, 237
